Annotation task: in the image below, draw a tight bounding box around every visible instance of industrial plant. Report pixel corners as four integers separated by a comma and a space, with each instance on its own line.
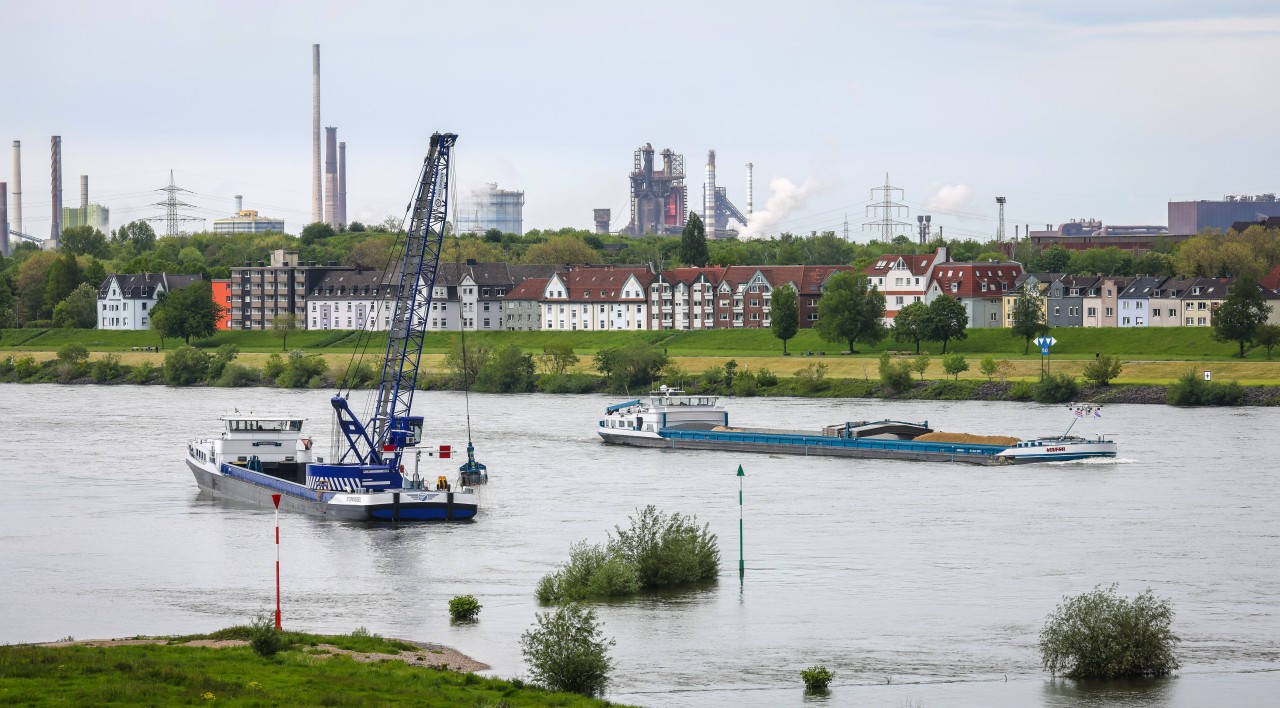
617, 142, 748, 238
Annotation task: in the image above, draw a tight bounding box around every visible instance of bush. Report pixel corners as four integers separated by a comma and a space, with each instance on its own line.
794, 362, 829, 393
537, 542, 639, 604
536, 372, 602, 394
335, 360, 378, 389
593, 343, 669, 393
1082, 354, 1123, 386
164, 345, 210, 386
57, 343, 89, 364
801, 665, 834, 692
732, 369, 759, 397
275, 350, 328, 388
912, 354, 931, 381
609, 505, 719, 590
878, 352, 913, 392
129, 361, 159, 384
942, 352, 969, 381
755, 367, 778, 387
1039, 584, 1180, 680
1033, 372, 1078, 404
475, 344, 536, 393
979, 356, 997, 382
205, 344, 240, 383
249, 613, 285, 658
448, 595, 482, 622
216, 363, 261, 387
520, 603, 615, 697
1166, 369, 1244, 406
12, 355, 40, 380
1010, 379, 1034, 401
262, 353, 285, 380
92, 353, 123, 383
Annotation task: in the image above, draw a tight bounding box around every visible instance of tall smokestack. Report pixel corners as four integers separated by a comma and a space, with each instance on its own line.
746, 162, 753, 219
0, 182, 9, 257
235, 194, 243, 212
324, 127, 337, 226
704, 149, 716, 236
50, 135, 62, 245
80, 175, 88, 209
337, 141, 347, 228
311, 44, 321, 224
10, 140, 20, 235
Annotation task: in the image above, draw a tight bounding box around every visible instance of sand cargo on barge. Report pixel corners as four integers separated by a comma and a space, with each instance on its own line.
598, 388, 1117, 465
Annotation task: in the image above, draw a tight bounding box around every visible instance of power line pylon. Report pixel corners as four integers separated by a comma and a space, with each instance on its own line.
146, 170, 205, 237
863, 172, 911, 242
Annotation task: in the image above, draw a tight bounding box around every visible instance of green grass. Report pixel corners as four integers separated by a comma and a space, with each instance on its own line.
168, 625, 419, 653
0, 641, 624, 707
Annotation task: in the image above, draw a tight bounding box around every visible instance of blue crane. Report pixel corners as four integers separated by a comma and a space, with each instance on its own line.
329, 132, 456, 478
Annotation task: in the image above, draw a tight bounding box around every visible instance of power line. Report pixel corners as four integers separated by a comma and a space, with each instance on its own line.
144, 170, 205, 237
863, 173, 911, 241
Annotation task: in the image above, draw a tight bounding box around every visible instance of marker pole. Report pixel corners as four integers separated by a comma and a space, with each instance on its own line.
272, 493, 282, 630
736, 465, 745, 581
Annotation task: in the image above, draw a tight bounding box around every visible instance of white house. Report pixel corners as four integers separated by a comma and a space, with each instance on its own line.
97, 273, 203, 330
307, 270, 396, 331
541, 266, 651, 331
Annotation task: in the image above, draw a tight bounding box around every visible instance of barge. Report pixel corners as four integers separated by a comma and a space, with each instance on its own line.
598, 387, 1117, 465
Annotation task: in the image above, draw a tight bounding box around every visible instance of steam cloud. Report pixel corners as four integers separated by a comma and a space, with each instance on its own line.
740, 176, 821, 239
924, 183, 975, 217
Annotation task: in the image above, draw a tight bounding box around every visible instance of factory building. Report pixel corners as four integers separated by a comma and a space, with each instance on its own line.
623, 143, 687, 235
213, 210, 285, 234
1169, 195, 1280, 236
1028, 219, 1171, 252
455, 182, 524, 236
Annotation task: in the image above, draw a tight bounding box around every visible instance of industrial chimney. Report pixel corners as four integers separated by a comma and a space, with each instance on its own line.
594, 208, 611, 234
80, 175, 88, 209
704, 149, 716, 236
0, 182, 9, 257
337, 141, 347, 228
324, 127, 337, 226
50, 135, 62, 245
235, 194, 243, 213
10, 140, 20, 235
312, 44, 322, 225
746, 162, 753, 218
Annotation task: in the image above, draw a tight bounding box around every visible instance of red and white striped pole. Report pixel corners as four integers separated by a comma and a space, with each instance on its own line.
272, 493, 282, 630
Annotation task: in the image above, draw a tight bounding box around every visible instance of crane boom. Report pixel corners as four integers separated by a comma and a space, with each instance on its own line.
331, 132, 456, 469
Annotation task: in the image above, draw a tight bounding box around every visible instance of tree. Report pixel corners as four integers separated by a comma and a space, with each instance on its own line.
300, 222, 336, 245
1010, 288, 1049, 354
59, 225, 109, 258
272, 312, 300, 351
475, 344, 537, 393
163, 345, 211, 386
1082, 354, 1124, 386
815, 272, 887, 353
43, 252, 85, 320
1039, 584, 1180, 680
15, 251, 58, 323
942, 352, 969, 381
520, 603, 615, 697
927, 294, 969, 353
679, 212, 710, 266
770, 285, 799, 354
540, 342, 579, 375
593, 343, 669, 393
1213, 277, 1272, 358
892, 301, 930, 354
0, 272, 19, 328
347, 221, 367, 233
1031, 245, 1071, 273
52, 283, 99, 328
911, 354, 931, 381
113, 220, 157, 251
1255, 323, 1280, 359
523, 235, 601, 265
151, 280, 223, 344
979, 356, 997, 381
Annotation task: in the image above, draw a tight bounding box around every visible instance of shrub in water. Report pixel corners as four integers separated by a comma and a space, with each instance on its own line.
609, 505, 719, 590
520, 603, 614, 697
1039, 584, 1180, 680
1032, 372, 1078, 403
537, 542, 638, 604
801, 665, 834, 692
448, 595, 482, 622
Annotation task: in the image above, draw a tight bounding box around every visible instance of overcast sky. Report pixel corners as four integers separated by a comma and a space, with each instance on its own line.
4, 0, 1278, 242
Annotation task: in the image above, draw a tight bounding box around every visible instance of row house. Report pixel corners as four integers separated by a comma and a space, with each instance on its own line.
1002, 272, 1061, 328
97, 273, 204, 330
1180, 277, 1232, 327
1082, 277, 1132, 327
426, 261, 563, 332
307, 270, 396, 331
864, 247, 946, 323
1148, 277, 1196, 327
1045, 276, 1099, 328
1117, 276, 1166, 327
539, 266, 652, 331
648, 265, 852, 330
503, 278, 547, 330
926, 261, 1023, 328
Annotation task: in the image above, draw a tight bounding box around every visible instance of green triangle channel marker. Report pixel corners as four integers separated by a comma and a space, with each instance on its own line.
737, 464, 745, 580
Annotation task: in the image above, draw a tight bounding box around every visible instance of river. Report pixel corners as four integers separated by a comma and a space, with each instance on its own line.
1, 384, 1277, 706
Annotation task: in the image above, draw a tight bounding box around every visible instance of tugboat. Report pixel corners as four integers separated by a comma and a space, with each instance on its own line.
599, 387, 1117, 465
185, 132, 479, 520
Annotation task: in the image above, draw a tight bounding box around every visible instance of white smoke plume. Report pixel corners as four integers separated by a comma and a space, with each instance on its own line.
924, 183, 975, 217
739, 176, 822, 239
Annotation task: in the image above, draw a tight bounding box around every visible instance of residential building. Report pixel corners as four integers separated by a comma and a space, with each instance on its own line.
1082, 277, 1131, 327
1117, 276, 1167, 327
212, 279, 232, 330
863, 247, 945, 323
1044, 275, 1099, 328
230, 249, 347, 330
427, 261, 561, 331
542, 266, 652, 331
212, 209, 285, 234
1180, 277, 1232, 327
97, 273, 203, 330
1149, 277, 1194, 327
925, 261, 1023, 328
307, 269, 396, 331
1002, 273, 1060, 328
503, 278, 547, 330
454, 183, 524, 235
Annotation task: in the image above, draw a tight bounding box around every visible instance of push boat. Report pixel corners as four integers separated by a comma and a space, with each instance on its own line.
185, 132, 479, 521
598, 387, 1117, 465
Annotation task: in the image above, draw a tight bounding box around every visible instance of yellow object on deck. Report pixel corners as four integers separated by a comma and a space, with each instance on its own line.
914, 432, 1020, 446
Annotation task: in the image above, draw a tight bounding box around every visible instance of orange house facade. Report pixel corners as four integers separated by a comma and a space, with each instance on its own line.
212, 279, 232, 330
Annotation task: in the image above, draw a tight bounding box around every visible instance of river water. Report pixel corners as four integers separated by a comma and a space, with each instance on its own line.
1, 384, 1277, 706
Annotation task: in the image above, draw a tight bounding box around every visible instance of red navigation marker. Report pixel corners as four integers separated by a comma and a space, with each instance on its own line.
272, 494, 282, 629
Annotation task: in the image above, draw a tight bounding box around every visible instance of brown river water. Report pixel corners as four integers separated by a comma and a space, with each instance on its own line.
1, 384, 1277, 706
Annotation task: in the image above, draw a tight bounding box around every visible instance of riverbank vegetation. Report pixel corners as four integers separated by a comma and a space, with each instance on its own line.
0, 628, 620, 707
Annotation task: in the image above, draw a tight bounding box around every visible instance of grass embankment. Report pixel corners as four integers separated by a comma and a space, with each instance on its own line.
0, 628, 620, 707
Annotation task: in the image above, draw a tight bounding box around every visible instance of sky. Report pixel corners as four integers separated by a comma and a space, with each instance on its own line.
3, 0, 1279, 243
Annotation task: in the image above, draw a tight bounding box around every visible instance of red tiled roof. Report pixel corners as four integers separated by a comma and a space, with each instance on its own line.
546, 268, 652, 302
930, 262, 1023, 298
505, 277, 548, 301
864, 254, 936, 277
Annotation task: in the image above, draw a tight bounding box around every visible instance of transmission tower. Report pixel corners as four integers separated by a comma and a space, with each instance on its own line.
995, 196, 1006, 244
842, 213, 850, 241
863, 173, 911, 242
146, 170, 205, 236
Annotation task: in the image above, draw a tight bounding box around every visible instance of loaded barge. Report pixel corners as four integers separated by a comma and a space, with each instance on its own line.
599, 387, 1117, 465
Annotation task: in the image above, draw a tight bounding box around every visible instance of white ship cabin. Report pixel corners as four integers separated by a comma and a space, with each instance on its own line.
214, 415, 315, 482
604, 387, 727, 433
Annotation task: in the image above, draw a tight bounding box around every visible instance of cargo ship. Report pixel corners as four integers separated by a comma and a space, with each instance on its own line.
598, 387, 1117, 464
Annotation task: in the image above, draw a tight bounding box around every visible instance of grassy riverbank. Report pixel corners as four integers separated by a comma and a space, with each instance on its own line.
0, 628, 620, 707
